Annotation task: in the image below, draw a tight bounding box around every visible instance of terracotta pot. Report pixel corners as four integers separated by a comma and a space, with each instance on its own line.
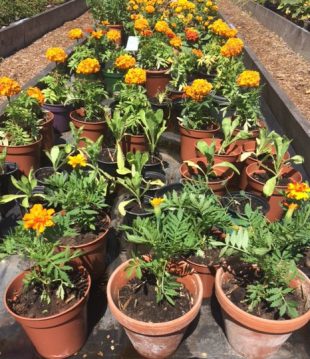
70, 110, 106, 145
41, 112, 54, 152
167, 86, 184, 101
233, 119, 266, 147
122, 133, 147, 154
145, 69, 171, 98
215, 267, 310, 359
106, 24, 123, 46
61, 213, 111, 280
179, 123, 220, 161
180, 156, 234, 196
245, 163, 302, 222
4, 267, 91, 359
0, 136, 42, 176
107, 260, 203, 359
43, 103, 71, 133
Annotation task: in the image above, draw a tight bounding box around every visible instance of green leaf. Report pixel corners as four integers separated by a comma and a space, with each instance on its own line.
118, 199, 135, 216
263, 177, 277, 197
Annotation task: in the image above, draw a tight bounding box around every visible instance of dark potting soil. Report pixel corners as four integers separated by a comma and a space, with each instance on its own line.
253, 172, 291, 186
188, 248, 221, 266
127, 201, 152, 215
118, 277, 192, 323
73, 109, 103, 123
222, 195, 266, 214
98, 149, 116, 163
189, 173, 224, 182
35, 168, 55, 182
8, 268, 88, 318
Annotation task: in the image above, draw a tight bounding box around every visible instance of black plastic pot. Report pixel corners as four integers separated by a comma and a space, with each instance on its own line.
124, 196, 153, 227
143, 155, 165, 175
0, 162, 18, 195
142, 171, 167, 198
155, 182, 184, 198
34, 167, 56, 186
98, 148, 118, 178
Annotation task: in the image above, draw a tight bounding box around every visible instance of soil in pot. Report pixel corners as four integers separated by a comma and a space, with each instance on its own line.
142, 171, 167, 197
143, 154, 165, 174
98, 148, 118, 177
34, 166, 55, 186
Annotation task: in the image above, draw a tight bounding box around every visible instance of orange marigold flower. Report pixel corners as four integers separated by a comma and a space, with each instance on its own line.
134, 17, 149, 32
155, 20, 170, 33
184, 79, 213, 101
192, 49, 203, 57
124, 68, 146, 85
91, 30, 104, 39
141, 29, 153, 37
76, 58, 101, 75
286, 182, 310, 201
0, 77, 21, 97
145, 5, 155, 13
237, 70, 260, 88
27, 87, 45, 105
45, 47, 67, 63
185, 27, 199, 42
23, 204, 55, 234
101, 20, 110, 26
220, 38, 244, 57
68, 28, 83, 40
68, 153, 87, 168
170, 36, 182, 48
115, 54, 136, 70
165, 28, 176, 38
106, 29, 121, 43
209, 19, 237, 38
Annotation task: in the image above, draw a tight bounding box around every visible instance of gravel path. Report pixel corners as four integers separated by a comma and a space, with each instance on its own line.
219, 0, 310, 121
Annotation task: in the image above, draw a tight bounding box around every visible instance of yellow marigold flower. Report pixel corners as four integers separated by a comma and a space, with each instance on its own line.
170, 36, 182, 48
45, 47, 67, 63
150, 197, 165, 208
237, 70, 260, 88
101, 20, 110, 26
23, 204, 55, 234
192, 49, 203, 57
155, 20, 169, 33
134, 17, 149, 31
0, 77, 21, 97
209, 19, 237, 38
124, 68, 146, 85
76, 58, 101, 75
115, 54, 136, 70
145, 4, 155, 13
68, 28, 83, 40
27, 87, 45, 105
225, 28, 238, 38
68, 153, 87, 168
91, 30, 104, 39
220, 38, 244, 57
286, 182, 310, 201
184, 79, 213, 101
106, 29, 121, 43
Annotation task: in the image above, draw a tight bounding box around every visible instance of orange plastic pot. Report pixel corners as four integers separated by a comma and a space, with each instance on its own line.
107, 260, 203, 359
215, 267, 310, 359
145, 69, 171, 98
4, 267, 91, 359
41, 112, 54, 152
122, 133, 147, 154
233, 119, 266, 147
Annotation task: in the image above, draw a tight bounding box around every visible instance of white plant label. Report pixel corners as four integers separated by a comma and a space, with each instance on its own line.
125, 36, 140, 52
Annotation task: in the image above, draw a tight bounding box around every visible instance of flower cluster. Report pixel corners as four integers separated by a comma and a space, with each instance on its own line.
0, 77, 21, 97
184, 79, 213, 101
185, 28, 199, 42
155, 20, 170, 33
23, 204, 55, 234
170, 0, 196, 12
237, 70, 260, 88
68, 28, 83, 40
286, 182, 310, 201
45, 47, 68, 63
220, 38, 244, 58
209, 19, 238, 38
91, 30, 104, 39
115, 54, 136, 70
76, 58, 101, 75
106, 29, 121, 43
27, 87, 45, 105
68, 153, 87, 168
170, 36, 182, 48
134, 17, 149, 32
192, 49, 203, 58
124, 68, 146, 85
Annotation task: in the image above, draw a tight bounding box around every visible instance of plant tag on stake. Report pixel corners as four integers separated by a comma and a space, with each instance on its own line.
126, 36, 140, 52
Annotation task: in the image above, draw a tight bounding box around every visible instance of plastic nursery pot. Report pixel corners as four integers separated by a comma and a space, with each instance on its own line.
124, 196, 153, 227
107, 260, 203, 359
70, 110, 106, 145
42, 103, 71, 133
98, 148, 118, 177
167, 85, 184, 101
103, 72, 124, 96
34, 166, 56, 186
142, 171, 167, 198
145, 69, 171, 98
0, 136, 42, 176
0, 162, 18, 195
40, 112, 55, 152
245, 162, 302, 222
232, 119, 266, 148
60, 213, 111, 281
4, 267, 91, 359
143, 154, 165, 175
215, 267, 310, 359
149, 98, 173, 131
179, 157, 234, 196
122, 133, 148, 155
179, 123, 220, 162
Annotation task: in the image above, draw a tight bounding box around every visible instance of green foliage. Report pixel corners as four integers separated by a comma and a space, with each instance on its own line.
0, 147, 6, 174
40, 72, 70, 104
218, 117, 249, 153
86, 0, 128, 24
67, 45, 96, 73
169, 49, 196, 90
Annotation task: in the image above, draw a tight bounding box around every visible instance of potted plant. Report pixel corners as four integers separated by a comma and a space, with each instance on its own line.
1, 205, 91, 358
0, 148, 18, 196
107, 201, 203, 358
178, 79, 220, 161
148, 90, 174, 130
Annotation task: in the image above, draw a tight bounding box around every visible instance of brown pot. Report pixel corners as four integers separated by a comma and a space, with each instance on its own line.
122, 133, 147, 154
179, 123, 220, 161
70, 110, 106, 146
215, 267, 310, 359
245, 163, 302, 222
107, 260, 203, 359
233, 119, 266, 147
179, 156, 234, 196
0, 136, 42, 176
106, 24, 123, 46
61, 213, 111, 280
41, 112, 54, 152
167, 86, 184, 101
4, 267, 91, 359
145, 69, 171, 98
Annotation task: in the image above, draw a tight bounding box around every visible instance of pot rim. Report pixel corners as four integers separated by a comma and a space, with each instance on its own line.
41, 111, 54, 125
70, 110, 106, 125
0, 135, 43, 149
146, 68, 171, 74
4, 266, 91, 322
179, 122, 220, 134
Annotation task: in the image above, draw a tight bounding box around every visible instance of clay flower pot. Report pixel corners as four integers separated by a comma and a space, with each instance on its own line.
179, 123, 220, 161
245, 162, 302, 222
0, 136, 42, 176
122, 133, 147, 154
107, 260, 203, 359
4, 267, 91, 359
145, 69, 171, 98
179, 157, 234, 196
43, 103, 71, 133
40, 112, 54, 152
232, 119, 266, 147
215, 267, 310, 359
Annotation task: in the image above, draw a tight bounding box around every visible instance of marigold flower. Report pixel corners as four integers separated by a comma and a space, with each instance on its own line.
45, 47, 67, 63
106, 29, 121, 43
115, 54, 136, 70
124, 68, 146, 85
101, 20, 110, 26
0, 77, 21, 97
237, 70, 260, 88
209, 19, 237, 38
170, 36, 182, 48
141, 29, 153, 37
91, 30, 104, 39
68, 28, 83, 40
76, 58, 101, 75
23, 204, 55, 233
220, 38, 244, 57
27, 87, 45, 105
192, 49, 203, 57
134, 17, 149, 32
286, 182, 310, 201
68, 153, 87, 168
150, 197, 165, 208
145, 5, 155, 13
155, 20, 170, 33
185, 28, 199, 42
184, 79, 213, 101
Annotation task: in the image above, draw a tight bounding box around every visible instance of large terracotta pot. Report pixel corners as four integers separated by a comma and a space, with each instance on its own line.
245, 163, 302, 222
0, 136, 42, 176
145, 69, 171, 98
215, 267, 310, 359
107, 260, 203, 359
233, 119, 266, 147
4, 267, 91, 359
179, 123, 220, 161
41, 112, 54, 152
122, 133, 147, 154
106, 24, 123, 46
180, 156, 234, 196
43, 103, 71, 133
